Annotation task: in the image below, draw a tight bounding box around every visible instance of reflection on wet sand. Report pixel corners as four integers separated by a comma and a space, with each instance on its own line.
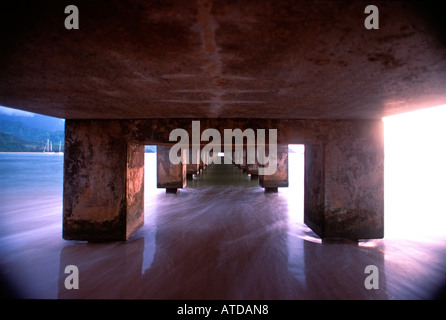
57, 196, 388, 300
59, 180, 390, 299
57, 161, 445, 299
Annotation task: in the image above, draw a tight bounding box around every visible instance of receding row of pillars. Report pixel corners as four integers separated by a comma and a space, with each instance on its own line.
156, 146, 210, 193
156, 145, 289, 193
62, 119, 384, 242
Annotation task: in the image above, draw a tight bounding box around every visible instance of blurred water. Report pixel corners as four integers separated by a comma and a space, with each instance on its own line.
0, 152, 445, 299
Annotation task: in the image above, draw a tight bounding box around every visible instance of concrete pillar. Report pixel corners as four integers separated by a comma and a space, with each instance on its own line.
63, 120, 144, 241
304, 120, 384, 240
240, 149, 247, 172
157, 145, 186, 193
247, 164, 258, 177
199, 148, 206, 170
199, 153, 204, 171
234, 150, 241, 167
259, 144, 288, 192
203, 150, 209, 167
246, 154, 259, 177
304, 143, 325, 237
126, 142, 145, 238
186, 148, 199, 178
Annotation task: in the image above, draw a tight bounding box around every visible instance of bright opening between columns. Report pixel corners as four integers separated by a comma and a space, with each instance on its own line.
383, 105, 446, 239
282, 144, 305, 222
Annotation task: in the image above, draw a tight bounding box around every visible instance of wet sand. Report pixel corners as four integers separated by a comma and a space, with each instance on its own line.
1, 153, 445, 299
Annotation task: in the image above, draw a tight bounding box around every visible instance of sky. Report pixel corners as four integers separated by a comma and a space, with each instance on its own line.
0, 105, 65, 131
0, 105, 37, 117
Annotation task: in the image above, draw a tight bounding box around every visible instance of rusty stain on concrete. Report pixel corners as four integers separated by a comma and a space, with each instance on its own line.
1, 1, 446, 119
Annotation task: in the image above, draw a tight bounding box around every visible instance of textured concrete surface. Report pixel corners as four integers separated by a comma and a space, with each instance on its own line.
186, 149, 200, 177
126, 143, 145, 238
323, 121, 384, 239
304, 143, 325, 237
246, 162, 259, 177
1, 1, 446, 120
63, 120, 144, 240
304, 121, 384, 239
156, 145, 186, 190
259, 144, 289, 189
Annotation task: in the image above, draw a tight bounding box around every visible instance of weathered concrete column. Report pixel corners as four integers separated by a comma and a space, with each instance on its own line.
186, 148, 199, 178
247, 164, 258, 176
202, 149, 209, 167
240, 149, 247, 172
126, 142, 145, 238
234, 150, 241, 167
304, 120, 384, 240
199, 156, 204, 171
157, 145, 186, 193
63, 120, 144, 241
199, 148, 206, 170
204, 150, 208, 166
304, 143, 325, 237
246, 153, 259, 177
259, 144, 288, 192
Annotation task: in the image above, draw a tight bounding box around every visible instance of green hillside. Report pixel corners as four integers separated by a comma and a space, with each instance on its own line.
0, 120, 64, 152
0, 131, 45, 152
0, 120, 64, 142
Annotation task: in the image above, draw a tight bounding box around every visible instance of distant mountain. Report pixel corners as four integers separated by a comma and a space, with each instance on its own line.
0, 111, 65, 132
0, 123, 64, 152
0, 106, 65, 152
0, 120, 63, 143
0, 131, 45, 152
145, 145, 156, 153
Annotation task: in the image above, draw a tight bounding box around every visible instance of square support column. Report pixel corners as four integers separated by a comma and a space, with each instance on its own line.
304, 120, 384, 240
186, 149, 199, 178
157, 145, 186, 193
246, 154, 259, 177
234, 150, 241, 167
304, 144, 325, 236
63, 120, 144, 241
126, 142, 145, 237
259, 144, 289, 192
240, 149, 247, 172
199, 148, 207, 170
